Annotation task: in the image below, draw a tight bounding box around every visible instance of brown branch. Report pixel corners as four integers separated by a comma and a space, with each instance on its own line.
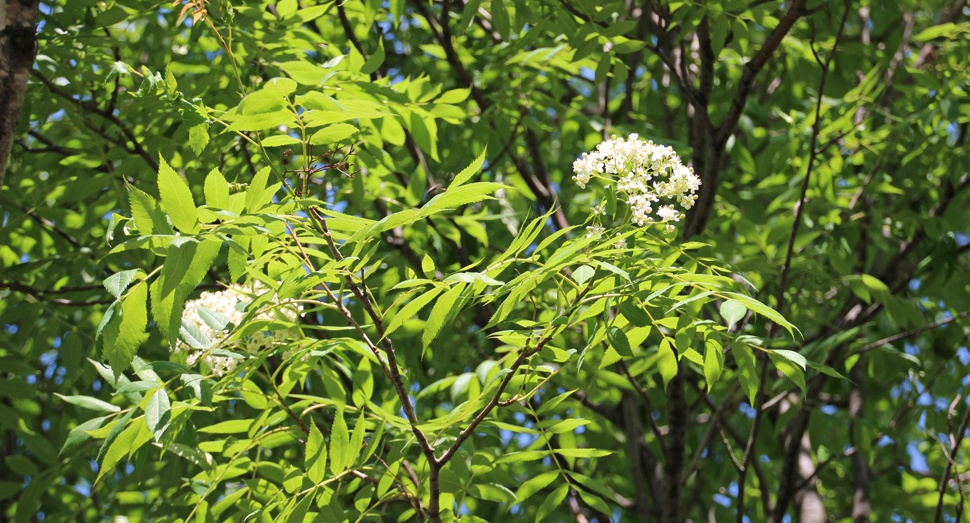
735, 352, 770, 522
776, 3, 851, 314
30, 71, 159, 171
684, 0, 812, 238
842, 310, 970, 362
934, 399, 970, 523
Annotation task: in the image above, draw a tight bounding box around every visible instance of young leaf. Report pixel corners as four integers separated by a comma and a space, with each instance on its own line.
204, 168, 230, 210
157, 156, 199, 233
572, 265, 595, 285
306, 423, 328, 484
719, 299, 747, 327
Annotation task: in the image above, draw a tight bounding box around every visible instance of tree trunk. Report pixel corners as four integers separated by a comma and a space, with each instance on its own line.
0, 0, 40, 199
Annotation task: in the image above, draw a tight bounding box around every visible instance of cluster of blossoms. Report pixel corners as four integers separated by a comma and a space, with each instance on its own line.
574, 134, 701, 235
174, 282, 303, 376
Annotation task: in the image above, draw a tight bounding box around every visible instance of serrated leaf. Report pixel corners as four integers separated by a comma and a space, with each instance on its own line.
104, 270, 139, 299
330, 409, 349, 475
535, 482, 569, 523
129, 186, 174, 236
516, 470, 559, 503
157, 156, 199, 233
108, 282, 149, 373
245, 167, 271, 213
606, 326, 633, 358
196, 305, 233, 331
306, 423, 327, 484
204, 168, 230, 210
179, 319, 212, 350
97, 408, 135, 461
54, 394, 120, 413
145, 388, 171, 442
452, 147, 487, 187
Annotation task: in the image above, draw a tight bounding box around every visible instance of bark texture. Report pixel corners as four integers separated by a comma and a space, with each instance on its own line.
0, 0, 39, 199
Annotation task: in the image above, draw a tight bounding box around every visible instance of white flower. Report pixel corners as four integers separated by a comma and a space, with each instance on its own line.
614, 234, 627, 250
586, 225, 605, 238
657, 205, 681, 222
176, 282, 303, 377
572, 133, 700, 228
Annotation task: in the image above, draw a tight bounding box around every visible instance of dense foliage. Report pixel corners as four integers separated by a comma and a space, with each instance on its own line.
2, 1, 970, 522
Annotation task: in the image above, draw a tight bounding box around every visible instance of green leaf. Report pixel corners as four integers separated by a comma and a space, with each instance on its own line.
330, 408, 350, 475
553, 448, 612, 458
719, 299, 747, 327
157, 156, 200, 233
204, 168, 230, 210
309, 124, 358, 145
422, 283, 465, 354
97, 408, 135, 461
245, 167, 271, 213
196, 305, 233, 331
535, 482, 569, 523
382, 287, 445, 340
572, 265, 595, 285
54, 394, 120, 413
657, 338, 677, 390
452, 147, 487, 187
516, 470, 558, 503
733, 342, 759, 406
769, 351, 807, 394
436, 87, 471, 105
261, 135, 302, 147
108, 282, 149, 373
179, 318, 212, 350
129, 186, 174, 236
104, 270, 139, 299
145, 388, 171, 442
360, 40, 386, 75
61, 416, 107, 455
606, 326, 633, 358
111, 381, 159, 396
306, 423, 327, 484
703, 338, 723, 392
198, 419, 255, 434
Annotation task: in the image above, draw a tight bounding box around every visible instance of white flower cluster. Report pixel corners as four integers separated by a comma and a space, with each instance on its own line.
174, 282, 303, 376
573, 134, 701, 232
